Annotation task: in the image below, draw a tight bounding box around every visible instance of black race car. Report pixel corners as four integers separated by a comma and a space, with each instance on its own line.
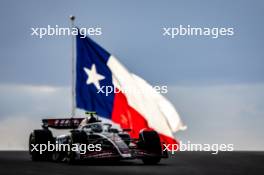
29, 116, 168, 164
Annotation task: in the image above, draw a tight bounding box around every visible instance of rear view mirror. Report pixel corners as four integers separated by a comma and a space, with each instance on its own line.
123, 128, 132, 132
109, 128, 119, 133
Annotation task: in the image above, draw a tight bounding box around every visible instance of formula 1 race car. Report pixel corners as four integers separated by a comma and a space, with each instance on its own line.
29, 114, 168, 164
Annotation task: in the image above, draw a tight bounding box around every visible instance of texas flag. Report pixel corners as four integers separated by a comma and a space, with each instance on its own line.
76, 33, 185, 145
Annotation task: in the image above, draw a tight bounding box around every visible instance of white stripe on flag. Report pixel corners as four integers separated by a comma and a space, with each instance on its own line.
107, 55, 186, 138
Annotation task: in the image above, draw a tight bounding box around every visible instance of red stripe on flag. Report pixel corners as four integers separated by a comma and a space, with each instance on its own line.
111, 89, 178, 145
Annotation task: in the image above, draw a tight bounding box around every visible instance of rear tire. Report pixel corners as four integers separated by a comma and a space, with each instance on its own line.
29, 129, 54, 161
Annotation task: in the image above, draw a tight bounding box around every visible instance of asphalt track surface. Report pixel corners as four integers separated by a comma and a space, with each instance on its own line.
0, 151, 263, 175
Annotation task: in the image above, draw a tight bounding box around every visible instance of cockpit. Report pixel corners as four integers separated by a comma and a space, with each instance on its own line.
82, 123, 103, 133
81, 122, 118, 133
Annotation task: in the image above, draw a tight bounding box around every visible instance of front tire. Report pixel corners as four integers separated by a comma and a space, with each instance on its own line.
138, 130, 162, 165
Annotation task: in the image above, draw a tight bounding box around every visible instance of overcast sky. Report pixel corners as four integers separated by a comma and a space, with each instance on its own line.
0, 0, 263, 150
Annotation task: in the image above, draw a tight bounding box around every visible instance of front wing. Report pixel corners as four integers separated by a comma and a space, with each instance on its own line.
78, 147, 168, 160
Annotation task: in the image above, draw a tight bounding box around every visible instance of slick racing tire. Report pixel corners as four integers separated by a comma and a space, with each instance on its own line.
138, 130, 162, 165
66, 130, 87, 164
29, 129, 54, 161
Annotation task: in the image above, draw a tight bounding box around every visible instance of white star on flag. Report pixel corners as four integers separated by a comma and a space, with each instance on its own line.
83, 64, 105, 90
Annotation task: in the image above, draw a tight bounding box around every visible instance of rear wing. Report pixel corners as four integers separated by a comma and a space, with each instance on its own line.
42, 118, 84, 129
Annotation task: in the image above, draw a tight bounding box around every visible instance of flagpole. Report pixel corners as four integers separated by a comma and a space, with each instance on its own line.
70, 15, 76, 118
